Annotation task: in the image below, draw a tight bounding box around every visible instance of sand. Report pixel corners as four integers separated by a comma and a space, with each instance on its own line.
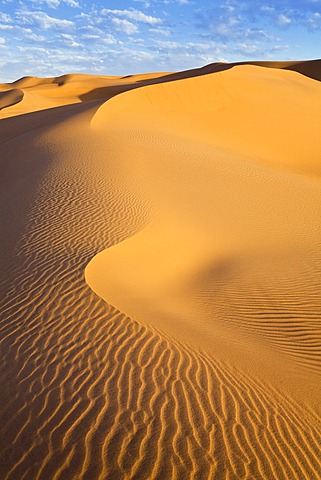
1, 61, 321, 479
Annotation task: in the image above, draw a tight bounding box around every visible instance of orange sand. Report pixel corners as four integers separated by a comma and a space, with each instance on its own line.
1, 61, 321, 479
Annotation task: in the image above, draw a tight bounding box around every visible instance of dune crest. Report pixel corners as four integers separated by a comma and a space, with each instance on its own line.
1, 60, 321, 478
92, 64, 321, 176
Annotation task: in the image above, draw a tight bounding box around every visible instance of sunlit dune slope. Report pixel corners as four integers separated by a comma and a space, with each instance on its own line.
1, 60, 321, 479
92, 63, 321, 175
87, 63, 321, 401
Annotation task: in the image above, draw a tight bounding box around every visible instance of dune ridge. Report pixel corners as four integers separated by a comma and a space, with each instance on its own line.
1, 60, 321, 478
1, 59, 321, 119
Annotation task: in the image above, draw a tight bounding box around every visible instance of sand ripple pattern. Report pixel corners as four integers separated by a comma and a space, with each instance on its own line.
1, 104, 321, 479
195, 249, 321, 375
1, 296, 321, 479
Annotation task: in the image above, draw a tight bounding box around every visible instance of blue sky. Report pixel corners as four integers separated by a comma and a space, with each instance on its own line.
0, 0, 320, 81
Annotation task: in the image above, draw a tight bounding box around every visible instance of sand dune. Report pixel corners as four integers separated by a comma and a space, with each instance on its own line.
0, 71, 172, 118
1, 60, 321, 479
0, 88, 24, 110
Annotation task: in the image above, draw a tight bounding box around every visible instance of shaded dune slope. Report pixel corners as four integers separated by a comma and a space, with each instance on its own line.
1, 61, 321, 479
0, 88, 24, 110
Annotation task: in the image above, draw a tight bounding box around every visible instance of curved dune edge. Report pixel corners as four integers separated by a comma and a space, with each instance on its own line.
87, 63, 321, 388
0, 71, 173, 119
91, 63, 321, 177
0, 88, 24, 110
1, 61, 321, 478
1, 59, 321, 122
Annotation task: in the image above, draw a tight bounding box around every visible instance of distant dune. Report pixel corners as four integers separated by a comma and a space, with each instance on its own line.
1, 60, 321, 479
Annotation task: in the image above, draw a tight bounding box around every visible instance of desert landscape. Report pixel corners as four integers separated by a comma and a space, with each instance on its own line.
1, 60, 321, 479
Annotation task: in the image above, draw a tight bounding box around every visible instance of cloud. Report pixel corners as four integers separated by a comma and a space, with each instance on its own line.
133, 0, 152, 8
154, 40, 182, 50
233, 42, 261, 55
151, 39, 226, 67
102, 8, 162, 25
101, 35, 117, 45
60, 33, 80, 47
79, 25, 104, 35
81, 33, 117, 45
164, 0, 190, 4
64, 0, 79, 5
154, 40, 220, 59
195, 1, 299, 42
0, 0, 320, 83
149, 27, 171, 37
26, 32, 46, 41
277, 14, 292, 26
214, 17, 240, 38
307, 12, 321, 28
17, 11, 75, 31
260, 5, 275, 14
112, 18, 139, 35
31, 0, 79, 7
269, 44, 290, 54
0, 37, 6, 44
76, 11, 102, 26
0, 12, 11, 23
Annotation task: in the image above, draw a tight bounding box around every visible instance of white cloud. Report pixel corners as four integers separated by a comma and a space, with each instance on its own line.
0, 37, 6, 44
26, 31, 46, 41
102, 34, 117, 45
213, 17, 240, 37
79, 25, 104, 35
17, 11, 75, 31
307, 12, 321, 29
31, 0, 79, 7
82, 33, 116, 45
18, 27, 47, 42
32, 0, 61, 6
234, 42, 261, 55
0, 24, 13, 30
0, 12, 11, 23
277, 14, 292, 26
269, 44, 290, 54
260, 6, 275, 14
103, 8, 161, 25
149, 27, 171, 37
63, 0, 79, 5
164, 0, 190, 4
133, 0, 152, 7
112, 18, 139, 35
60, 33, 80, 47
154, 40, 181, 50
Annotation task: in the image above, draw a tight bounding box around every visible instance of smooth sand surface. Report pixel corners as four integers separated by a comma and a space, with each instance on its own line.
1, 61, 321, 479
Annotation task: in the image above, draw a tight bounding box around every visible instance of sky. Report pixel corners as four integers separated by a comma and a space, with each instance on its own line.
0, 0, 320, 81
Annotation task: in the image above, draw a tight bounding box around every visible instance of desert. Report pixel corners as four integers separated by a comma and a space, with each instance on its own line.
1, 60, 321, 479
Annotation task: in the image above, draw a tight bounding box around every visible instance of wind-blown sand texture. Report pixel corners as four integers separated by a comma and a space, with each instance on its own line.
1, 60, 321, 479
